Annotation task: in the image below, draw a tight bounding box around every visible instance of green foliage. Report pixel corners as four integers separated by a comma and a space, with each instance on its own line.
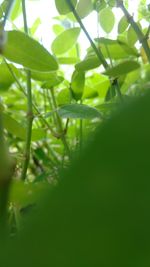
1, 90, 150, 266
76, 0, 93, 18
0, 0, 150, 265
58, 103, 101, 119
99, 7, 115, 33
51, 27, 81, 55
55, 0, 77, 15
3, 31, 58, 71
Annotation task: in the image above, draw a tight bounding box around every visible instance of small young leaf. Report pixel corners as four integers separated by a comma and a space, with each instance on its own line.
76, 0, 93, 18
75, 56, 101, 71
57, 89, 71, 106
51, 28, 80, 55
71, 70, 85, 100
127, 26, 138, 46
55, 0, 77, 15
118, 16, 129, 34
99, 7, 115, 33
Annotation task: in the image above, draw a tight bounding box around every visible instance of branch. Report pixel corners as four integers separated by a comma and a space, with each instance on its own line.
116, 0, 150, 63
65, 0, 109, 69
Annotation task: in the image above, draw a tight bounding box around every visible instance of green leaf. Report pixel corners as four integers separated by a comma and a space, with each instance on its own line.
30, 18, 41, 35
57, 89, 71, 106
104, 60, 140, 77
118, 16, 129, 34
55, 0, 77, 14
51, 28, 80, 55
58, 104, 101, 119
0, 63, 18, 90
53, 24, 64, 35
3, 114, 26, 140
71, 70, 85, 100
31, 71, 58, 82
75, 55, 101, 71
3, 114, 46, 141
86, 73, 110, 99
41, 76, 64, 89
127, 25, 138, 46
58, 57, 79, 65
99, 7, 115, 33
0, 0, 8, 19
95, 38, 138, 59
76, 0, 93, 18
93, 0, 106, 12
32, 129, 46, 142
3, 31, 58, 72
10, 0, 21, 21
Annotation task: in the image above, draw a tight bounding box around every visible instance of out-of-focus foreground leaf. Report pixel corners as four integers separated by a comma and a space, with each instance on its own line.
1, 92, 150, 266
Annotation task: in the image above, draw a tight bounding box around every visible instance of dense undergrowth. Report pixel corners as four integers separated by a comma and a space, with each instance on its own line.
0, 0, 150, 255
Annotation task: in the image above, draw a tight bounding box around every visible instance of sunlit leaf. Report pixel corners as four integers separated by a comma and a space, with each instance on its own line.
3, 31, 58, 72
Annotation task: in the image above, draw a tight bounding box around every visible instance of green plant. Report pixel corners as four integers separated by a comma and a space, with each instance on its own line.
0, 0, 150, 265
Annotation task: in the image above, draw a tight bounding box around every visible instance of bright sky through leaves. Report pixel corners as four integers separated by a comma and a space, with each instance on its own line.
13, 0, 145, 55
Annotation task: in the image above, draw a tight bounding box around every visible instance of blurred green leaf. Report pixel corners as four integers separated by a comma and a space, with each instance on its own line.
55, 0, 77, 15
51, 28, 80, 55
104, 60, 140, 77
76, 0, 93, 18
118, 15, 129, 34
99, 7, 115, 33
3, 31, 58, 72
71, 70, 85, 100
58, 103, 101, 119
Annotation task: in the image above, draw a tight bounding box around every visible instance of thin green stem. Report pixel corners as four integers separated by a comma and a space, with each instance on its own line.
66, 0, 123, 101
117, 0, 150, 63
65, 0, 108, 69
50, 88, 71, 159
21, 0, 33, 180
4, 59, 60, 141
2, 0, 15, 28
113, 78, 123, 101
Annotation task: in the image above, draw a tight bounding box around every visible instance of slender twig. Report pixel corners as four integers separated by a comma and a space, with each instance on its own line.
21, 0, 33, 180
65, 0, 108, 69
50, 88, 71, 159
66, 0, 123, 99
3, 59, 61, 140
116, 0, 150, 63
2, 0, 15, 28
145, 24, 150, 39
0, 0, 15, 54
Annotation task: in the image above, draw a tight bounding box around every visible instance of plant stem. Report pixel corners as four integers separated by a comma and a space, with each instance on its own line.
65, 0, 108, 69
50, 88, 71, 159
2, 0, 15, 28
4, 59, 61, 141
117, 0, 150, 63
66, 0, 123, 100
113, 78, 123, 101
21, 0, 33, 180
